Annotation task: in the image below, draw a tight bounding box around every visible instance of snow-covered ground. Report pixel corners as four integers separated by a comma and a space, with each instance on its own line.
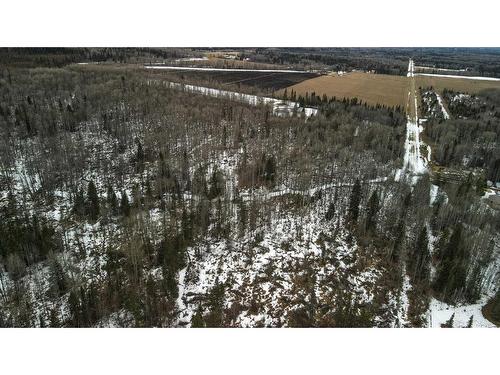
428, 298, 496, 328
415, 65, 468, 73
145, 65, 312, 73
406, 59, 414, 78
401, 118, 427, 176
415, 73, 500, 81
451, 93, 471, 103
240, 177, 387, 203
173, 57, 209, 62
176, 192, 385, 327
393, 271, 412, 327
421, 91, 450, 120
404, 60, 427, 175
429, 184, 448, 206
175, 267, 188, 324
434, 92, 450, 119
398, 60, 429, 180
149, 80, 318, 118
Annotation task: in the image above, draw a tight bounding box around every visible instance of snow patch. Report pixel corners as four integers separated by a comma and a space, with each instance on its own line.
149, 80, 318, 118
428, 298, 496, 328
435, 92, 450, 119
415, 73, 500, 82
145, 65, 312, 74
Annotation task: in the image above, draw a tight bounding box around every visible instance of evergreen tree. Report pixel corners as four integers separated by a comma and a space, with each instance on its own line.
6, 191, 17, 216
107, 185, 118, 214
136, 140, 145, 173
38, 314, 46, 328
475, 175, 486, 196
441, 313, 455, 328
409, 226, 430, 285
49, 306, 60, 328
433, 225, 468, 302
86, 180, 99, 221
73, 188, 86, 217
158, 151, 170, 179
191, 304, 205, 328
222, 125, 227, 149
161, 265, 179, 300
325, 201, 335, 221
391, 218, 405, 264
132, 184, 141, 208
365, 189, 379, 233
348, 178, 362, 225
489, 292, 500, 322
466, 315, 473, 328
465, 264, 482, 302
145, 177, 153, 201
181, 208, 193, 243
264, 156, 276, 185
204, 281, 225, 327
238, 198, 247, 238
49, 256, 67, 297
120, 190, 131, 217
208, 167, 224, 200
192, 166, 208, 197
456, 176, 472, 198
68, 289, 81, 327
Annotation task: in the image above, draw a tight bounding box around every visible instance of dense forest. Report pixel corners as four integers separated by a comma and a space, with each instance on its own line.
234, 48, 500, 77
0, 50, 498, 327
0, 48, 187, 68
424, 88, 500, 182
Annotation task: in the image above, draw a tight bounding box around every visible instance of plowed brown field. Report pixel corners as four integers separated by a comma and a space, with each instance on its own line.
282, 72, 409, 108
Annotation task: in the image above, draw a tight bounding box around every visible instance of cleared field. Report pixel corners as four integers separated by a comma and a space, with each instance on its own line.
145, 69, 319, 92
416, 75, 500, 94
282, 72, 410, 108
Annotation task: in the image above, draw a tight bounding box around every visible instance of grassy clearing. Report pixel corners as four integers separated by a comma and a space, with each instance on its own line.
416, 75, 500, 94
282, 72, 409, 108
